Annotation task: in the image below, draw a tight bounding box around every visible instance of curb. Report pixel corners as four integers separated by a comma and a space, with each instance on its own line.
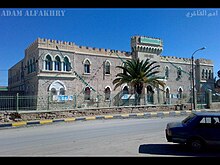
0, 109, 216, 129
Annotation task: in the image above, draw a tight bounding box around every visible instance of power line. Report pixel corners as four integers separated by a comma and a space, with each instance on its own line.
55, 46, 98, 95
74, 71, 96, 92
75, 62, 105, 97
162, 56, 191, 76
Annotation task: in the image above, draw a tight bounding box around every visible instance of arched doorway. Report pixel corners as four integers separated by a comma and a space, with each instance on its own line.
122, 86, 129, 94
84, 87, 91, 101
146, 85, 154, 104
121, 86, 130, 106
104, 87, 111, 101
178, 87, 183, 99
165, 88, 170, 104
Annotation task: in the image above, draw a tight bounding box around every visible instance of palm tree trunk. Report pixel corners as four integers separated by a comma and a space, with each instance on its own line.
134, 83, 143, 106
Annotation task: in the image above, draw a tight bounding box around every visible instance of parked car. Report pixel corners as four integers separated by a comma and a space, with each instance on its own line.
165, 111, 220, 152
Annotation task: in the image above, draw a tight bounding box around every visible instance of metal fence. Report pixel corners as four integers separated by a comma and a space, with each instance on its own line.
212, 93, 220, 102
0, 91, 212, 111
197, 93, 207, 109
0, 94, 37, 111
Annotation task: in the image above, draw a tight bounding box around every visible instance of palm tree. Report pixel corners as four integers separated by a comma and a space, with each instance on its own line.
113, 58, 165, 105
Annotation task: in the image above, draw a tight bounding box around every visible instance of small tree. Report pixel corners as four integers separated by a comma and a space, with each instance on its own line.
113, 58, 165, 105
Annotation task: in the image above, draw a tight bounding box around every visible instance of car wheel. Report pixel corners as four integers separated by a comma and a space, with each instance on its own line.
188, 139, 204, 152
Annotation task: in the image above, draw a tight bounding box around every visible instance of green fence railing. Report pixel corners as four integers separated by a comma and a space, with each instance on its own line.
0, 92, 201, 111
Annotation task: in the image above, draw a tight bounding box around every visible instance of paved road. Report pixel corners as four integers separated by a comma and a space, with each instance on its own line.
1, 116, 220, 157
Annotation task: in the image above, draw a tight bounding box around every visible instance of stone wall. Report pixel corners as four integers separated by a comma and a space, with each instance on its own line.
210, 102, 220, 109
0, 104, 190, 123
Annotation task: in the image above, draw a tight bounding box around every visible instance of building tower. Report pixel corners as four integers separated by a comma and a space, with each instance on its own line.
130, 36, 163, 61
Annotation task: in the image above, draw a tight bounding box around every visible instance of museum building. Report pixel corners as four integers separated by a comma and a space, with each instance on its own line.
7, 36, 214, 110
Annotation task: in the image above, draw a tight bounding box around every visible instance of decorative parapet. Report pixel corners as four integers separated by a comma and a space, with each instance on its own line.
161, 55, 213, 66
160, 55, 192, 63
25, 37, 131, 58
25, 38, 39, 54
36, 37, 77, 51
196, 58, 213, 65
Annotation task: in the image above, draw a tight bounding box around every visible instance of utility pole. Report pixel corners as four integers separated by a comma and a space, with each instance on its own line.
191, 47, 206, 110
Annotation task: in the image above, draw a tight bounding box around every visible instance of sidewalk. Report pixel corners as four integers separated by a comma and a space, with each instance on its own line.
0, 109, 218, 129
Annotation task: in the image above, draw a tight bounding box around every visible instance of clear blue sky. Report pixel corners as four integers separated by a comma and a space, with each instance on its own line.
0, 8, 220, 86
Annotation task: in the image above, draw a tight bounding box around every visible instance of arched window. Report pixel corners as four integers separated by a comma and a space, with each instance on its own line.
202, 69, 205, 79
33, 57, 36, 72
147, 85, 154, 104
205, 70, 208, 79
51, 88, 57, 95
105, 87, 111, 100
45, 55, 53, 70
177, 67, 182, 79
166, 88, 170, 99
27, 61, 30, 73
84, 87, 91, 100
208, 70, 212, 79
30, 59, 33, 73
189, 71, 192, 80
63, 57, 71, 71
49, 80, 67, 101
165, 66, 169, 79
54, 56, 61, 71
50, 88, 57, 101
60, 88, 65, 95
105, 61, 111, 74
84, 59, 90, 74
178, 88, 183, 99
165, 88, 170, 104
122, 86, 129, 94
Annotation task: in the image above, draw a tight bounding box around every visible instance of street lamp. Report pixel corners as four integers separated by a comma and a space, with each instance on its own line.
191, 47, 206, 110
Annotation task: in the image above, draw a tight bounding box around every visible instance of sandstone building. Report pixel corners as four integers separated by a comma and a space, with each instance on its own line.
8, 36, 214, 110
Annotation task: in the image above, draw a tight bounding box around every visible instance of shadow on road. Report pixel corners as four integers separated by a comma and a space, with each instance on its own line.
138, 143, 220, 157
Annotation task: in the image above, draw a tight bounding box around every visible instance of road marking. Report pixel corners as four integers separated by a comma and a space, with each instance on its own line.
163, 112, 170, 115
150, 112, 157, 116
104, 115, 113, 119
40, 120, 53, 124
121, 114, 129, 117
86, 116, 96, 120
12, 121, 27, 127
137, 113, 144, 116
64, 118, 76, 122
